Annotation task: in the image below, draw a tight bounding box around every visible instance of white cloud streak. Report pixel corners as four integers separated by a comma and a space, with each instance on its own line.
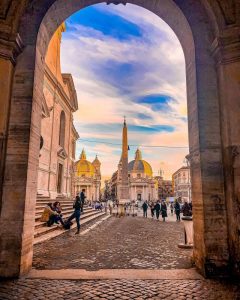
61, 3, 188, 178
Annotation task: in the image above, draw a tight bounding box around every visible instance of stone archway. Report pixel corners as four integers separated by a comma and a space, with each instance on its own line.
0, 0, 239, 278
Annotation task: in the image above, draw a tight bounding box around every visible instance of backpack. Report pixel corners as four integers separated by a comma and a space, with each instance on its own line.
63, 221, 73, 230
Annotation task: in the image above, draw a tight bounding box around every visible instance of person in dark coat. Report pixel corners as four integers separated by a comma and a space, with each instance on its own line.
174, 198, 181, 221
66, 193, 82, 234
182, 201, 192, 216
161, 201, 167, 222
154, 201, 161, 220
189, 202, 192, 212
142, 201, 148, 218
80, 190, 86, 213
150, 202, 155, 218
170, 203, 174, 215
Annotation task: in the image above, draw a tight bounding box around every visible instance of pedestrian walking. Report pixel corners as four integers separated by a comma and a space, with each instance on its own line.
154, 200, 161, 220
108, 199, 113, 215
142, 201, 148, 218
150, 202, 155, 218
80, 190, 86, 213
170, 203, 174, 216
66, 193, 82, 234
174, 198, 181, 221
161, 201, 167, 222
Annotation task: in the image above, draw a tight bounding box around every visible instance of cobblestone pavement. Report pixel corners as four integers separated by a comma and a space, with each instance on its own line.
33, 216, 193, 270
0, 278, 239, 300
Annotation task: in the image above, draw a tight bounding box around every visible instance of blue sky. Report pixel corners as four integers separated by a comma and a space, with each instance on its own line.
60, 3, 189, 179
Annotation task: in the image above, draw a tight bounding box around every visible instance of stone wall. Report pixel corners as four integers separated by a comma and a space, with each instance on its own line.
0, 0, 239, 278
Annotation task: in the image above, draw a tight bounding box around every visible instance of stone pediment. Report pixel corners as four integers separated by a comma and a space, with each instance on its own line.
131, 178, 148, 183
58, 148, 67, 159
76, 177, 94, 184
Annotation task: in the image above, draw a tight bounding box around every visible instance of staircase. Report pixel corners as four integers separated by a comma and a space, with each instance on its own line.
34, 196, 105, 245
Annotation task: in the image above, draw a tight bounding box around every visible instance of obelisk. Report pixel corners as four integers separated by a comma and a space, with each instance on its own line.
119, 117, 130, 213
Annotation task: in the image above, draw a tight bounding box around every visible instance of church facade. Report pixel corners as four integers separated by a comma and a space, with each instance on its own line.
37, 24, 79, 199
111, 120, 157, 204
73, 149, 101, 202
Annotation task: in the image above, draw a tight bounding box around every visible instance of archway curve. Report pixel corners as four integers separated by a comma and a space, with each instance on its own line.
2, 0, 230, 278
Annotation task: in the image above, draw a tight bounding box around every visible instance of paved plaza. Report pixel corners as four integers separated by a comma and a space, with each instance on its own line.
0, 215, 239, 299
33, 214, 192, 270
0, 278, 239, 300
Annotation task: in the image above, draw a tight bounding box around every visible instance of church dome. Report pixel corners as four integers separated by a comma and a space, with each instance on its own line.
128, 149, 153, 177
92, 155, 101, 167
75, 149, 95, 177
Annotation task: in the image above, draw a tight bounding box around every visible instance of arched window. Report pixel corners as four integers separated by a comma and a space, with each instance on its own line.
59, 111, 66, 148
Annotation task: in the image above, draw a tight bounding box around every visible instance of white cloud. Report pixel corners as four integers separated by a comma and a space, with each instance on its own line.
61, 4, 188, 178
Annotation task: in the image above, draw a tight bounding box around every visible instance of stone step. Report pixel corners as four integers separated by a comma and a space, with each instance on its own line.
34, 210, 104, 238
36, 199, 73, 204
35, 205, 92, 215
35, 209, 99, 229
35, 207, 94, 224
36, 196, 51, 200
33, 212, 106, 245
35, 203, 75, 211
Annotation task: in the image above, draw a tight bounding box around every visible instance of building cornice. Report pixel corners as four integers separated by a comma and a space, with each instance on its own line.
44, 65, 78, 112
72, 124, 79, 140
62, 73, 78, 111
211, 28, 240, 64
0, 32, 23, 64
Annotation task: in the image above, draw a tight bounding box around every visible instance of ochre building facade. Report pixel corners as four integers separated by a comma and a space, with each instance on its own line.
37, 24, 79, 199
74, 149, 101, 202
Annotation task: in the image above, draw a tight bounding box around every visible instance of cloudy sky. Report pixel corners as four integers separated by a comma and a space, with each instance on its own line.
60, 3, 189, 179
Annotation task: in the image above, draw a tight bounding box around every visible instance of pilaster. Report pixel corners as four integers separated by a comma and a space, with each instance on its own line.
211, 27, 240, 276
0, 32, 23, 212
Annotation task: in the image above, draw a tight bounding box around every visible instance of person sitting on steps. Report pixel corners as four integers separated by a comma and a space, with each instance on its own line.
52, 201, 64, 226
40, 203, 61, 227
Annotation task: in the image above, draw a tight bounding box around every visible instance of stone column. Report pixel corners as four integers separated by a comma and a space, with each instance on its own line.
1, 60, 42, 277
187, 47, 229, 277
212, 32, 240, 276
96, 184, 98, 201
0, 34, 23, 209
0, 58, 13, 205
131, 186, 134, 201
0, 34, 39, 278
144, 186, 147, 201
